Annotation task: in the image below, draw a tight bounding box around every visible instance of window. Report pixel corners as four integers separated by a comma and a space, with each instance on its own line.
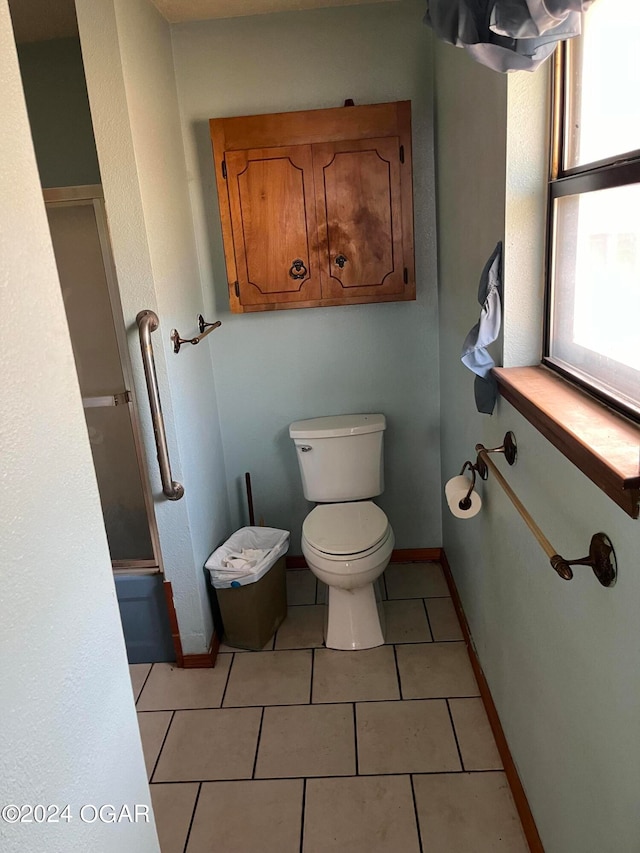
546, 0, 640, 421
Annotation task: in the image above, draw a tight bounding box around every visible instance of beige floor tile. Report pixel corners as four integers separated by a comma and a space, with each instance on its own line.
187, 780, 303, 853
385, 563, 449, 599
275, 605, 325, 650
130, 663, 152, 702
136, 658, 231, 711
137, 711, 172, 779
449, 697, 503, 770
426, 597, 464, 641
313, 646, 400, 703
396, 643, 479, 699
153, 707, 261, 782
303, 775, 420, 853
150, 783, 198, 853
356, 700, 461, 775
219, 636, 275, 653
286, 570, 317, 605
413, 772, 528, 852
256, 704, 355, 778
382, 599, 432, 644
223, 650, 312, 706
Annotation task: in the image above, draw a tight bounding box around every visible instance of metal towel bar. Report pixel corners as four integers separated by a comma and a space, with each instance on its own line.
136, 310, 184, 501
458, 433, 616, 587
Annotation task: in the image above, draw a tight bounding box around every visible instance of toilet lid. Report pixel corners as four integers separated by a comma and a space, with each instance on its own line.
302, 502, 389, 556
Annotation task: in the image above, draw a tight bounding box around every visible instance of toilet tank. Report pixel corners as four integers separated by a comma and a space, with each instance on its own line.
289, 414, 385, 502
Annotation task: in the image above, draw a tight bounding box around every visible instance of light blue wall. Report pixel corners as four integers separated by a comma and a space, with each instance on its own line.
435, 42, 640, 853
17, 37, 100, 187
173, 0, 441, 552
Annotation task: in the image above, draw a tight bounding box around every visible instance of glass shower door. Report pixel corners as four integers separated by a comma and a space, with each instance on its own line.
46, 191, 158, 568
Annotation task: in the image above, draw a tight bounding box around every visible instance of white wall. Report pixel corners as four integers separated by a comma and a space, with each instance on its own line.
435, 42, 640, 853
0, 1, 158, 849
77, 0, 231, 653
172, 0, 441, 552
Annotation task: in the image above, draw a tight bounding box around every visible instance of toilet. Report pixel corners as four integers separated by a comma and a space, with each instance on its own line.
289, 414, 394, 650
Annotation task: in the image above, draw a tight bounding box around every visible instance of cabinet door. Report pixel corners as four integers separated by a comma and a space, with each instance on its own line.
225, 145, 321, 308
313, 137, 406, 301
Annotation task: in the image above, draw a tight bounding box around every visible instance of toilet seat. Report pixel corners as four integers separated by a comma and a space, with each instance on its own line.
302, 525, 394, 575
302, 501, 389, 559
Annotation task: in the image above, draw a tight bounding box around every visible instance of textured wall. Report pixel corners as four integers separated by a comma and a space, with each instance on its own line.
77, 0, 230, 654
0, 1, 159, 849
435, 41, 640, 853
172, 0, 441, 552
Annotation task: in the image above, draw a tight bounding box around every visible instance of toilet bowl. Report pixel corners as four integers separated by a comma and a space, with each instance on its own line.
301, 501, 394, 650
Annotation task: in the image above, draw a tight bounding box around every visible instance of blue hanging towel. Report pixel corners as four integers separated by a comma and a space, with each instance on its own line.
461, 242, 502, 415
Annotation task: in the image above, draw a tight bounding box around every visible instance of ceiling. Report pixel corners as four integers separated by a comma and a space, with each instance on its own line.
152, 0, 396, 24
9, 0, 397, 44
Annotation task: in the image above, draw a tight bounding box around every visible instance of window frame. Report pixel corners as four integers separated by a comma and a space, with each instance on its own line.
543, 41, 640, 423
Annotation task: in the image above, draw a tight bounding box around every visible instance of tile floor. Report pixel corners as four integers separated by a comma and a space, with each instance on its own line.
130, 562, 529, 853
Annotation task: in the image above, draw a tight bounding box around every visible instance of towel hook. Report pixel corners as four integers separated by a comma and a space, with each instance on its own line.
457, 432, 517, 510
171, 315, 222, 353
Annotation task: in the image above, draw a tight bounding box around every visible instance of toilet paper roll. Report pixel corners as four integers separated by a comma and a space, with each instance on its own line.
445, 475, 482, 519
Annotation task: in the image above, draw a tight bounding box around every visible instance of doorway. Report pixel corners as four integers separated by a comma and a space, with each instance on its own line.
45, 185, 175, 663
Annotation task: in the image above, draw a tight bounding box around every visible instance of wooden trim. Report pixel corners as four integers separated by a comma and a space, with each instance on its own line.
494, 366, 640, 518
212, 101, 411, 151
390, 548, 441, 563
181, 639, 220, 668
164, 580, 221, 669
439, 549, 545, 853
181, 630, 221, 669
229, 291, 416, 313
163, 581, 183, 668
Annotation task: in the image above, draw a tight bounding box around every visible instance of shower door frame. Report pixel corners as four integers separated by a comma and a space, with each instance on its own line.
44, 184, 163, 576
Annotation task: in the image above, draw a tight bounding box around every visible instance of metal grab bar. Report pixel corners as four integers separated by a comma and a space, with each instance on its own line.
136, 310, 184, 501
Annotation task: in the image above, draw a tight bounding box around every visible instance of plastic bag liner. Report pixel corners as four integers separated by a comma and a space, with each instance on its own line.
205, 526, 290, 589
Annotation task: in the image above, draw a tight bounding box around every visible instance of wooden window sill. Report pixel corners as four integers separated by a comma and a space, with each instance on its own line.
493, 366, 640, 519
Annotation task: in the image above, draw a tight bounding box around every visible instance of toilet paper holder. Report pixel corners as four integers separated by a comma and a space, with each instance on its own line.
458, 431, 517, 511
457, 431, 617, 587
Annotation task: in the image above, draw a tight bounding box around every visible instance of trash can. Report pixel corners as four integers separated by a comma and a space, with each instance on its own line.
205, 527, 289, 650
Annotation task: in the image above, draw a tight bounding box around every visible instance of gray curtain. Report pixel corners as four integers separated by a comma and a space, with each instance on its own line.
425, 0, 595, 72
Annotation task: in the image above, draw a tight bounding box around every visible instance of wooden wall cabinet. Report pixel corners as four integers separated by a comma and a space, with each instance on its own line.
210, 101, 415, 313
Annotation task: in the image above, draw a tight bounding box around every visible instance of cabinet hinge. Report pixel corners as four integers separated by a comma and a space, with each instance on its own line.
222, 159, 227, 179
403, 267, 408, 284
234, 281, 239, 298
399, 144, 405, 164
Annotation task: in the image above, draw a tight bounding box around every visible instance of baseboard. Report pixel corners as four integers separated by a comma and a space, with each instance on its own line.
163, 580, 184, 667
286, 547, 442, 570
390, 547, 441, 563
439, 549, 544, 853
164, 580, 221, 669
285, 555, 308, 569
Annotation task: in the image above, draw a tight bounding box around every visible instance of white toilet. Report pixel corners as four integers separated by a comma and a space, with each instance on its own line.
289, 414, 394, 650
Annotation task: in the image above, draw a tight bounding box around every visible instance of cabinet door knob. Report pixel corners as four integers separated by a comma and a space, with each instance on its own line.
334, 254, 348, 269
289, 259, 308, 280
